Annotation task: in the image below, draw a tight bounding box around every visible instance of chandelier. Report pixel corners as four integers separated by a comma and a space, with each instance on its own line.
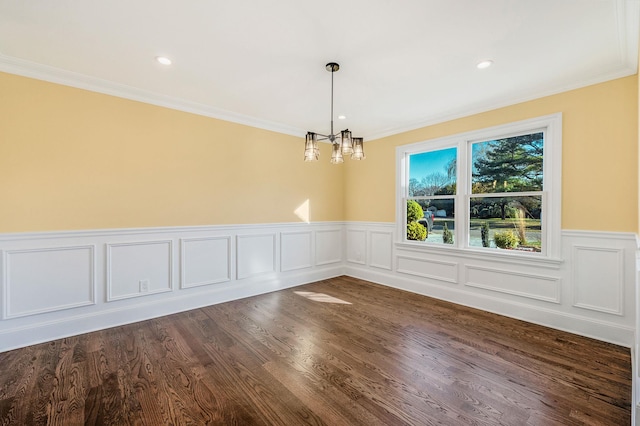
304, 62, 365, 163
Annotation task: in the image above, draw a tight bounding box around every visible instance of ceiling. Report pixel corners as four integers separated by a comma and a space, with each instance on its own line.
0, 0, 638, 141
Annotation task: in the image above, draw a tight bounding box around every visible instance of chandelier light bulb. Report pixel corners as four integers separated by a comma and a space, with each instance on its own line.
330, 143, 344, 164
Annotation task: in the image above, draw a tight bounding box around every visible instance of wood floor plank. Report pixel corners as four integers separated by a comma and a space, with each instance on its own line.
0, 276, 631, 425
47, 337, 87, 426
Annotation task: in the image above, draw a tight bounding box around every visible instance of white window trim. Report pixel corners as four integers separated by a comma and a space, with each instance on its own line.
395, 113, 563, 263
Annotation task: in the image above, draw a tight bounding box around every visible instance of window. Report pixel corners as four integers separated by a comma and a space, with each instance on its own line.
397, 114, 562, 260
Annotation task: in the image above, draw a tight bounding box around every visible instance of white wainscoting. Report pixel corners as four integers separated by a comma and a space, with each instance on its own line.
344, 222, 638, 348
1, 221, 637, 354
0, 222, 344, 352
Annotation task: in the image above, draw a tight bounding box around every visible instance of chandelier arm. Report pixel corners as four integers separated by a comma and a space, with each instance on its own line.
316, 134, 340, 143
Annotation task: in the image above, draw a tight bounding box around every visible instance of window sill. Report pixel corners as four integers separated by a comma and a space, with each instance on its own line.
394, 241, 564, 269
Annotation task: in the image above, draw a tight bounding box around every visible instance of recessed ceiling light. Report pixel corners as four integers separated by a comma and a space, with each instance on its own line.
476, 60, 493, 69
156, 56, 172, 65
338, 115, 347, 120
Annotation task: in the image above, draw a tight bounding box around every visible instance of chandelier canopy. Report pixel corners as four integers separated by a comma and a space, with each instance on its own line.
304, 62, 365, 164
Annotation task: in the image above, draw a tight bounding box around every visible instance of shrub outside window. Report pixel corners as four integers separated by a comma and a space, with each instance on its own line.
397, 114, 562, 260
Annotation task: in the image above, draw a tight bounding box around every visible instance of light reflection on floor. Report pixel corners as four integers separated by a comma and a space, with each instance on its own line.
294, 291, 352, 305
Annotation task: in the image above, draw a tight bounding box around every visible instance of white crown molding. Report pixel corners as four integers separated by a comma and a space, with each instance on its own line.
0, 54, 306, 138
618, 0, 640, 66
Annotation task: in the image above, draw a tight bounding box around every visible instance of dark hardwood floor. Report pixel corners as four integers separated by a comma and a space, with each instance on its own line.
0, 276, 631, 425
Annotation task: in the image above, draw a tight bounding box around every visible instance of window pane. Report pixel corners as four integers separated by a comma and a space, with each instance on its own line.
472, 132, 543, 194
428, 198, 455, 244
406, 198, 456, 244
469, 196, 542, 252
409, 147, 457, 196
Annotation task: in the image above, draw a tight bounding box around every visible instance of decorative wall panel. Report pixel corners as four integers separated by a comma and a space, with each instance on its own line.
107, 240, 172, 301
369, 231, 393, 270
281, 231, 312, 272
347, 230, 366, 264
236, 233, 276, 279
572, 245, 624, 315
464, 265, 561, 303
3, 245, 95, 319
181, 236, 231, 288
397, 255, 458, 284
315, 229, 342, 265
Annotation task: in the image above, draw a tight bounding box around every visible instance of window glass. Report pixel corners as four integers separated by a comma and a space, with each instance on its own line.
469, 195, 542, 252
407, 147, 456, 244
409, 147, 457, 196
426, 198, 455, 245
472, 132, 544, 194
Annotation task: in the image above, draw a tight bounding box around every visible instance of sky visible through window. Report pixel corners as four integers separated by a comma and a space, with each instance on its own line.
409, 147, 456, 181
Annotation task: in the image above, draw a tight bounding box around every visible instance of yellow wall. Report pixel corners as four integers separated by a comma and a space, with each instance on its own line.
0, 72, 344, 233
345, 76, 639, 233
2, 72, 637, 234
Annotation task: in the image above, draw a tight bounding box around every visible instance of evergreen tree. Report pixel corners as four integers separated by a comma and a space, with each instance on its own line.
473, 133, 543, 219
473, 133, 543, 193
